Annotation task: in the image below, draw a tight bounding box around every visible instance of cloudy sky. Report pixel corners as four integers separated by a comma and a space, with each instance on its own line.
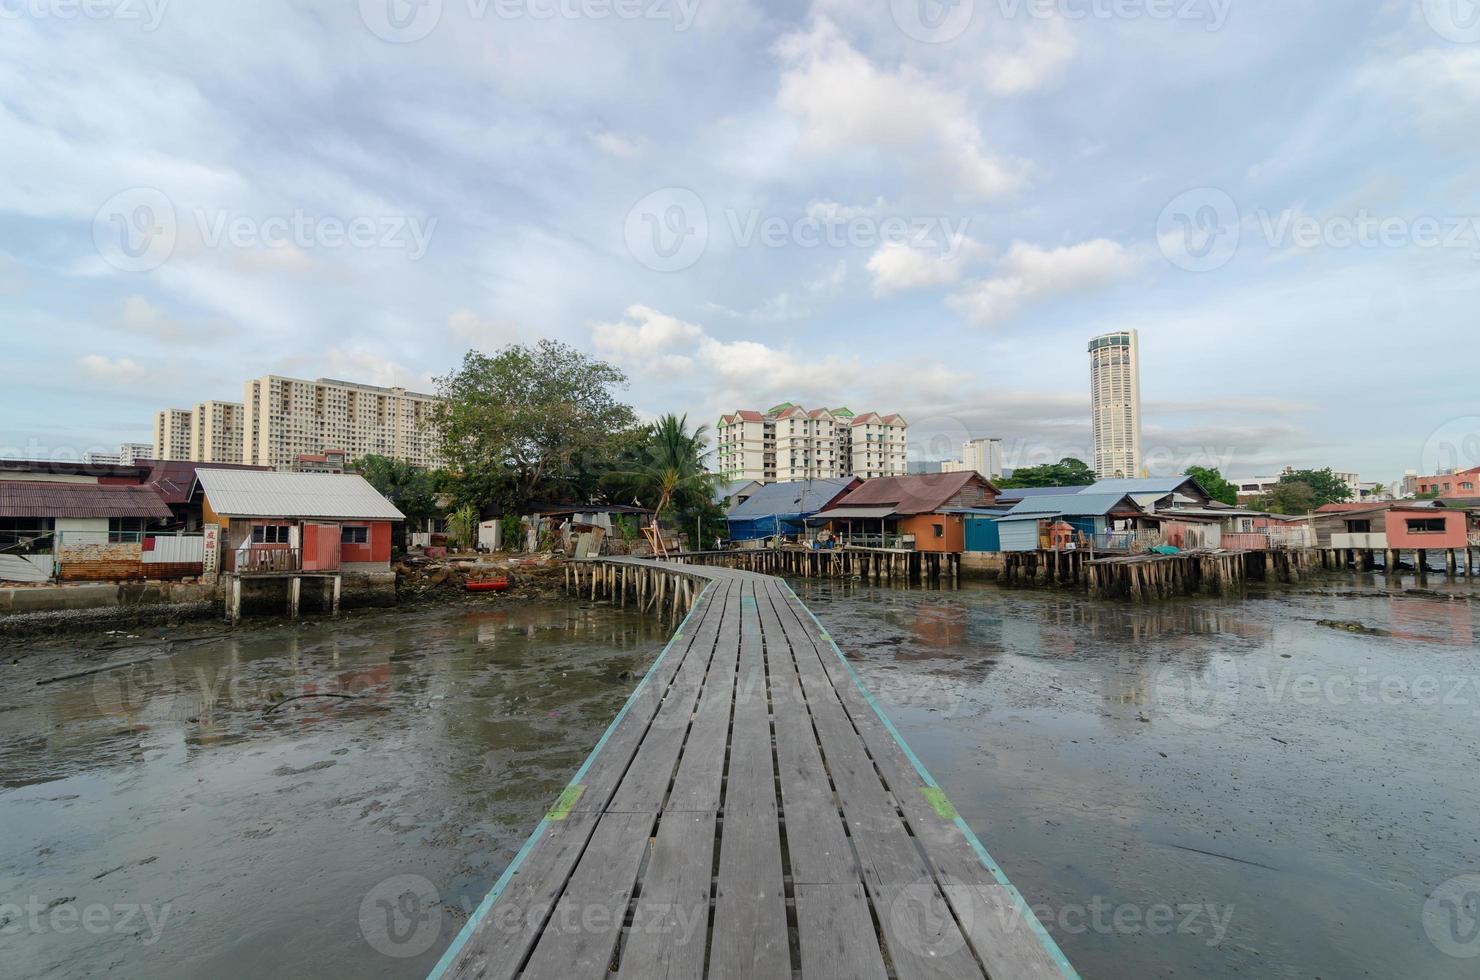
2, 0, 1477, 483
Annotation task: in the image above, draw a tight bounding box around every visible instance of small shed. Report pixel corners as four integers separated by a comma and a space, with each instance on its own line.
197, 469, 405, 574
995, 493, 1147, 553
727, 478, 860, 543
0, 480, 173, 582
815, 473, 998, 552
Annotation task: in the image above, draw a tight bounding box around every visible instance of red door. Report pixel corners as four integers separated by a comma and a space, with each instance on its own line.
303, 523, 342, 571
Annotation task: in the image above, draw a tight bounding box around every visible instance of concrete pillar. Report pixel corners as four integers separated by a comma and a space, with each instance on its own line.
332, 574, 342, 614
1417, 550, 1428, 576
231, 576, 241, 625
289, 576, 301, 619
1446, 550, 1458, 576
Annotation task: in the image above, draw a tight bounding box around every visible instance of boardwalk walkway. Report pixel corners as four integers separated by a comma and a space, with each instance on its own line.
430, 560, 1077, 980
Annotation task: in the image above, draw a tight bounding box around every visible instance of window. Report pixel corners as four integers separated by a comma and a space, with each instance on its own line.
0, 517, 54, 555
1406, 518, 1446, 534
933, 523, 945, 539
1345, 520, 1372, 534
108, 517, 145, 543
341, 526, 369, 545
251, 524, 292, 544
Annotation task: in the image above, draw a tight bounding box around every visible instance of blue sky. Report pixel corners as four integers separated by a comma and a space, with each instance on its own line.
2, 0, 1478, 485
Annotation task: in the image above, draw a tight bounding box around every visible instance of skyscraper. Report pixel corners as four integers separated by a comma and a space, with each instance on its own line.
1088, 330, 1143, 479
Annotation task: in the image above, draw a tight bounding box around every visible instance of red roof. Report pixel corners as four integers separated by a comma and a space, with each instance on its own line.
736, 410, 764, 422
1315, 503, 1376, 514
0, 481, 173, 519
831, 473, 996, 515
142, 459, 270, 505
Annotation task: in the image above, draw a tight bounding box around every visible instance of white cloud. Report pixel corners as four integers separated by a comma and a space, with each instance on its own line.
448, 309, 520, 350
1371, 46, 1480, 141
79, 354, 146, 383
866, 235, 988, 295
318, 348, 434, 390
120, 295, 194, 342
985, 18, 1078, 96
950, 239, 1141, 326
588, 130, 644, 158
590, 304, 704, 374
753, 259, 847, 321
774, 19, 1024, 200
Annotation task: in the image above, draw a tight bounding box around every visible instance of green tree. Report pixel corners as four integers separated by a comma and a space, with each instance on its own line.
615, 414, 716, 520
354, 454, 442, 548
997, 457, 1096, 489
1278, 468, 1353, 507
1184, 466, 1239, 506
1259, 481, 1317, 515
433, 341, 637, 513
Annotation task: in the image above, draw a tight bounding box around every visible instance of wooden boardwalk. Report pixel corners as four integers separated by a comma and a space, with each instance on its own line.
430, 560, 1077, 980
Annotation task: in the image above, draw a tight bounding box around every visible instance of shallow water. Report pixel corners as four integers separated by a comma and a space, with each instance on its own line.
3, 572, 1478, 979
794, 570, 1480, 979
0, 601, 669, 979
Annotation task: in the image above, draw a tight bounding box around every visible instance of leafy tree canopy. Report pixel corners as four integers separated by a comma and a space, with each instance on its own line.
997, 457, 1096, 489
1259, 480, 1317, 515
354, 454, 441, 523
609, 413, 716, 521
433, 340, 637, 513
1184, 466, 1239, 506
1278, 468, 1353, 507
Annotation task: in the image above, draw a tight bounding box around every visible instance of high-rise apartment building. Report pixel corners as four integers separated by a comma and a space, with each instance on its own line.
83, 442, 156, 466
946, 437, 1004, 480
1088, 330, 1143, 479
241, 375, 440, 471
715, 403, 907, 484
153, 409, 193, 461
191, 401, 245, 464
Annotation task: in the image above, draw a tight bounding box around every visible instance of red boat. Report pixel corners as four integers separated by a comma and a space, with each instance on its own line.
466, 577, 511, 593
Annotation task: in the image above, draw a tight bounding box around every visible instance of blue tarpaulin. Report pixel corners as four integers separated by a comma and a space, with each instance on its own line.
725, 478, 856, 542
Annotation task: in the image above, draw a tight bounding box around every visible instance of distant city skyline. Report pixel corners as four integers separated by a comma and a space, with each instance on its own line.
2, 4, 1475, 485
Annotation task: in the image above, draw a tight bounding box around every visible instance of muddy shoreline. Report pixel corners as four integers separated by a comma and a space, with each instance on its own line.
0, 560, 573, 651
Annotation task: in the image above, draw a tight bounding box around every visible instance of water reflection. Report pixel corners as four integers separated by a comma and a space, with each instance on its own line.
0, 600, 670, 979
796, 575, 1480, 980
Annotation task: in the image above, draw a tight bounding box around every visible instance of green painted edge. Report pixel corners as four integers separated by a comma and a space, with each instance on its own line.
426, 575, 715, 980
546, 784, 585, 821
779, 580, 1081, 980
921, 786, 958, 820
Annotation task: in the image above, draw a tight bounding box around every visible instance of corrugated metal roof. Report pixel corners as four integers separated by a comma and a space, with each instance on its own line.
195, 469, 405, 520
1083, 477, 1206, 497
1009, 493, 1140, 517
832, 473, 993, 515
996, 486, 1091, 502
728, 478, 859, 521
0, 481, 173, 519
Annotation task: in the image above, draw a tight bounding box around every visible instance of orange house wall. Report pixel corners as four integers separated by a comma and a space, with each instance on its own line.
340, 522, 393, 564
899, 513, 965, 553
1386, 509, 1469, 549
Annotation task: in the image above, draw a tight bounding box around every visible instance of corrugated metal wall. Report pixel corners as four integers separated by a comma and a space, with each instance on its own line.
998, 520, 1041, 553
964, 517, 1000, 553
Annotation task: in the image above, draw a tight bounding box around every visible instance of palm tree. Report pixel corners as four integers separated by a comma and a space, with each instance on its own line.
618, 414, 715, 552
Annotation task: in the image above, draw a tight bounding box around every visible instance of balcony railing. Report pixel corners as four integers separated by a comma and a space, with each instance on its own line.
235, 548, 302, 574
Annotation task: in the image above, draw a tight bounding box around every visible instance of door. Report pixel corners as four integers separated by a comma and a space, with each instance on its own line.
302, 522, 342, 571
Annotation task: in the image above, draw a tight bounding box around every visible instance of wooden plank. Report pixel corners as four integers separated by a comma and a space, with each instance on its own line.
755, 581, 889, 980
758, 583, 985, 980
520, 811, 656, 980
592, 580, 732, 814
441, 580, 725, 980
613, 582, 743, 978
521, 582, 738, 978
707, 581, 791, 980
772, 584, 1073, 980
612, 811, 717, 980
